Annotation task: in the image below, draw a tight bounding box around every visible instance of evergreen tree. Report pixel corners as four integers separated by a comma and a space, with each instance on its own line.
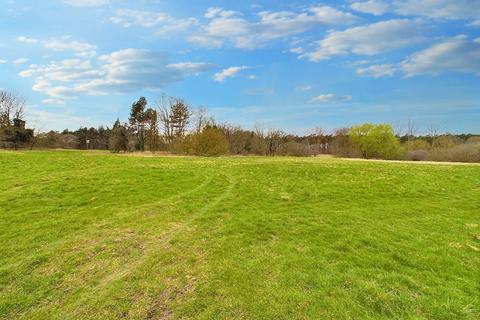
109, 119, 129, 153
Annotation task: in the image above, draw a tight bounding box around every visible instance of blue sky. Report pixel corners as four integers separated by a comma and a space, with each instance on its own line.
1, 0, 479, 134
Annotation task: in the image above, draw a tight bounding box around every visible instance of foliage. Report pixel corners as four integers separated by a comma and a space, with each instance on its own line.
331, 128, 359, 158
2, 90, 479, 163
158, 96, 191, 148
128, 97, 158, 151
1, 151, 479, 319
185, 126, 229, 156
428, 142, 480, 163
349, 123, 403, 159
109, 119, 129, 153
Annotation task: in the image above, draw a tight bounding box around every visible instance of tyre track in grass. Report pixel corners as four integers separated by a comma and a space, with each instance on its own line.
1, 171, 219, 318
93, 170, 236, 291
0, 172, 214, 297
50, 170, 237, 318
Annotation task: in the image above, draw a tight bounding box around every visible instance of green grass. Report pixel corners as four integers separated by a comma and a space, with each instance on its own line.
1, 150, 479, 319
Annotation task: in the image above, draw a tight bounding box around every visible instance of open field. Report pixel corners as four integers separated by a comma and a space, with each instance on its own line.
1, 150, 479, 319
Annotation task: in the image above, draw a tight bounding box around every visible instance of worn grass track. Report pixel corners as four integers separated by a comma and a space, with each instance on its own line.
0, 150, 479, 319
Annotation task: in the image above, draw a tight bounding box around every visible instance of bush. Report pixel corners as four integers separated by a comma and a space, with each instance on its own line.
428, 143, 480, 163
406, 150, 429, 161
405, 139, 430, 151
185, 127, 229, 156
349, 123, 403, 159
277, 141, 312, 157
331, 128, 361, 158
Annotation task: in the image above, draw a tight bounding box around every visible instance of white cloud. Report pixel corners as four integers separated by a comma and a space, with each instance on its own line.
41, 98, 66, 105
310, 93, 352, 103
18, 36, 38, 44
62, 0, 109, 7
356, 64, 397, 78
351, 0, 480, 20
393, 0, 480, 20
247, 74, 257, 80
19, 59, 101, 83
20, 49, 214, 98
214, 66, 250, 82
297, 85, 312, 91
401, 37, 480, 76
109, 9, 198, 35
0, 59, 7, 64
290, 47, 304, 54
13, 58, 29, 65
167, 62, 215, 75
190, 6, 358, 49
27, 107, 103, 131
204, 7, 238, 19
301, 19, 423, 61
43, 39, 97, 58
351, 0, 390, 15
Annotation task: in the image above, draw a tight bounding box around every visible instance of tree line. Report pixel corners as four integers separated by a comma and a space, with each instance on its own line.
1, 90, 479, 162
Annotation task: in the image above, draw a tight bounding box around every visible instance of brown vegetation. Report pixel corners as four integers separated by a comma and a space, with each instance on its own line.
1, 90, 479, 162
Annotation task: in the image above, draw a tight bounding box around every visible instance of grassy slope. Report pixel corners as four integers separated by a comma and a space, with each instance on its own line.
0, 150, 479, 319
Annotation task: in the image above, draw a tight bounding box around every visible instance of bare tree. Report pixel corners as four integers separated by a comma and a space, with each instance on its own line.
0, 90, 25, 126
265, 129, 285, 156
405, 119, 418, 151
427, 124, 439, 149
219, 124, 252, 155
1, 91, 31, 149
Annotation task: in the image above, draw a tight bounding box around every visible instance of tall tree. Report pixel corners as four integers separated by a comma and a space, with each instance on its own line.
157, 96, 191, 147
144, 108, 159, 152
129, 97, 148, 151
109, 119, 129, 153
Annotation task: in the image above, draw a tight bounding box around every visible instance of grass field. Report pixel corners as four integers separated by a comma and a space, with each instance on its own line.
1, 150, 479, 319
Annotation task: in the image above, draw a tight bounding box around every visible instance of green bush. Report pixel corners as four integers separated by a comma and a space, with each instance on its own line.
185, 126, 229, 156
349, 123, 403, 159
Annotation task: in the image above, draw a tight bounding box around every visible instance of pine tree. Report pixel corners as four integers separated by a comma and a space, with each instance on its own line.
110, 119, 129, 153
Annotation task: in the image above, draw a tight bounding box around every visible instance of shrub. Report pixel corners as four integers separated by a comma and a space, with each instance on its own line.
277, 141, 312, 157
348, 123, 403, 159
406, 150, 429, 161
331, 128, 361, 158
187, 126, 229, 156
428, 143, 480, 163
405, 139, 430, 151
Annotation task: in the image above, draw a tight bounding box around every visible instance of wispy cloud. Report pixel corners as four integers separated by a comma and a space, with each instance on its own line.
301, 19, 424, 62
350, 0, 480, 20
401, 36, 480, 76
297, 85, 313, 92
18, 36, 38, 44
13, 58, 29, 65
20, 49, 214, 100
41, 98, 67, 105
190, 6, 358, 49
109, 9, 198, 36
356, 64, 396, 78
310, 93, 352, 104
214, 66, 250, 82
43, 38, 97, 58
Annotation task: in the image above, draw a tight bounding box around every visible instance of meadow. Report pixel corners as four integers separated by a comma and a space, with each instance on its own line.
0, 150, 479, 319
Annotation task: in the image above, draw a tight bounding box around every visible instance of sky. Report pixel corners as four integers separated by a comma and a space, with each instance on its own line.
1, 0, 479, 134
